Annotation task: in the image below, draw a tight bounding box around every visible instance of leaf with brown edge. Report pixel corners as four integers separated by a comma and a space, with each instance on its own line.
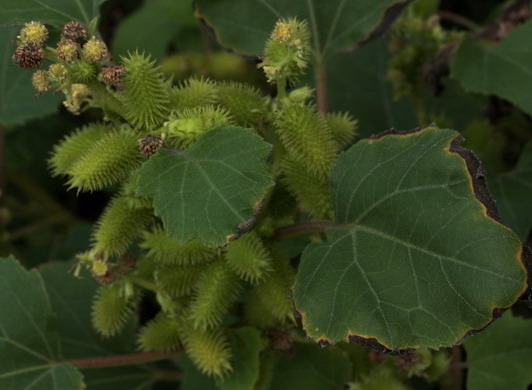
194, 0, 411, 57
293, 126, 527, 351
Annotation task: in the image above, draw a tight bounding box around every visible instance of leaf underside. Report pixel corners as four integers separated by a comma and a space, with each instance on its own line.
136, 126, 273, 246
293, 127, 527, 351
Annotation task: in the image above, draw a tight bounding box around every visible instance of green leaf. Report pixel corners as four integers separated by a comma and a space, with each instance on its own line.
0, 26, 61, 126
491, 141, 532, 241
218, 327, 266, 390
293, 127, 527, 350
195, 0, 410, 57
136, 126, 273, 246
451, 21, 532, 116
178, 355, 217, 390
465, 312, 532, 390
324, 38, 416, 137
40, 262, 154, 390
0, 0, 106, 25
269, 343, 351, 390
112, 0, 179, 61
0, 256, 84, 389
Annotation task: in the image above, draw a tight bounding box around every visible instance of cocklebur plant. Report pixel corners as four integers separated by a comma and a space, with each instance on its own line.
9, 9, 530, 390
10, 17, 358, 380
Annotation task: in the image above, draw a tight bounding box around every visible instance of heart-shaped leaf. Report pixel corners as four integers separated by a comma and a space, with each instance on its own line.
451, 20, 532, 116
0, 257, 83, 389
195, 0, 411, 57
491, 141, 532, 241
0, 0, 106, 25
293, 127, 527, 351
269, 343, 351, 390
136, 126, 273, 246
465, 312, 532, 390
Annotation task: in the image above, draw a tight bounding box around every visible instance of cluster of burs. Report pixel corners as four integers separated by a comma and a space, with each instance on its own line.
12, 19, 356, 378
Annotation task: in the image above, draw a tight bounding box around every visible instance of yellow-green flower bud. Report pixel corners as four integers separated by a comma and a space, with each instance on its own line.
32, 70, 49, 93
260, 18, 311, 84
48, 63, 67, 82
82, 37, 108, 63
92, 259, 109, 276
56, 39, 78, 63
12, 44, 44, 69
18, 21, 48, 46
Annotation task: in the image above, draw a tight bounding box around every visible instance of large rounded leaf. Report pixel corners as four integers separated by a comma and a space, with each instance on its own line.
293, 127, 527, 351
136, 126, 273, 246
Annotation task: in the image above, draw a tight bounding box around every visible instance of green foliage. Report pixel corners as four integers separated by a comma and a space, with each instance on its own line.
0, 257, 84, 389
465, 312, 532, 390
6, 3, 532, 389
451, 21, 532, 116
136, 126, 274, 246
121, 52, 170, 130
269, 343, 352, 390
294, 127, 527, 349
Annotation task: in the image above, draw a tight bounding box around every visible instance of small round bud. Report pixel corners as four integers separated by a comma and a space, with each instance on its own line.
18, 21, 48, 46
92, 259, 108, 276
69, 60, 97, 83
12, 44, 44, 69
139, 135, 163, 157
32, 70, 49, 93
100, 64, 124, 87
61, 21, 88, 44
48, 63, 67, 82
82, 37, 108, 63
56, 39, 78, 62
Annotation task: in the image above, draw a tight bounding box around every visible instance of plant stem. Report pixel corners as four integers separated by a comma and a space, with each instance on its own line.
274, 220, 341, 239
437, 10, 479, 31
88, 81, 127, 119
450, 346, 465, 390
277, 77, 287, 99
0, 124, 5, 206
69, 350, 177, 369
127, 275, 159, 292
315, 58, 328, 113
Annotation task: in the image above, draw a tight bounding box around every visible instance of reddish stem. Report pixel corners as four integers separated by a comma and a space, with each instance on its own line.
274, 220, 340, 239
68, 350, 177, 369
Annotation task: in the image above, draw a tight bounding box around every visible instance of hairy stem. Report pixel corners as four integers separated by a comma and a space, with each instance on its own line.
277, 76, 287, 99
69, 350, 177, 369
274, 220, 341, 239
